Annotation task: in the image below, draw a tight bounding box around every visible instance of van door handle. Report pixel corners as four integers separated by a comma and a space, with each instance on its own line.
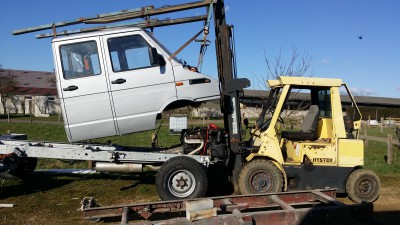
63, 85, 78, 91
111, 78, 126, 84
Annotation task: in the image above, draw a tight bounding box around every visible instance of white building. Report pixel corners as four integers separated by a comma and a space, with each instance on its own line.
0, 69, 58, 117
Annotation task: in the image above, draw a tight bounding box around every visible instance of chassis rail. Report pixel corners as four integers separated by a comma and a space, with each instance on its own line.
82, 189, 375, 225
0, 139, 209, 166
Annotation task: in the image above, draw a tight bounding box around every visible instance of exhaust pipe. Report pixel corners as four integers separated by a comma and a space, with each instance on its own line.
95, 162, 159, 173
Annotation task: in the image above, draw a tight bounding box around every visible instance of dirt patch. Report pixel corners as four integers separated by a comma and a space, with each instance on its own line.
337, 175, 400, 225
0, 173, 399, 225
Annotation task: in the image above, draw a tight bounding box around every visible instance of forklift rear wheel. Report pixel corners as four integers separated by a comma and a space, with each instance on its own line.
0, 157, 37, 180
346, 169, 380, 203
155, 156, 207, 201
238, 159, 284, 194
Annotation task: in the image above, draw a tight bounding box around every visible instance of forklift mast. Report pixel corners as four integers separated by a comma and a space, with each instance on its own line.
213, 0, 250, 150
213, 0, 250, 183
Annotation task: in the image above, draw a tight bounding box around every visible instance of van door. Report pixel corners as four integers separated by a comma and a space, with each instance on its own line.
102, 32, 176, 135
54, 37, 117, 142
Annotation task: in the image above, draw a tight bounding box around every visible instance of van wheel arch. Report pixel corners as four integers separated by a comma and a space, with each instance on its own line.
160, 100, 200, 113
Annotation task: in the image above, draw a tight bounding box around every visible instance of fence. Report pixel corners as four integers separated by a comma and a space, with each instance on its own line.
362, 125, 400, 165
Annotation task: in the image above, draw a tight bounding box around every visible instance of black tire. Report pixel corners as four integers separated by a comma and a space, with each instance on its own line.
155, 156, 207, 201
238, 159, 284, 194
0, 157, 37, 180
346, 169, 380, 203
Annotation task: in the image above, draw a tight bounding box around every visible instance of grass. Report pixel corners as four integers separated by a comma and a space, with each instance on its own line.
0, 123, 67, 142
361, 125, 398, 138
0, 121, 182, 170
0, 114, 64, 122
0, 121, 399, 224
1, 121, 398, 173
0, 173, 159, 225
0, 120, 175, 224
364, 140, 400, 175
0, 121, 180, 147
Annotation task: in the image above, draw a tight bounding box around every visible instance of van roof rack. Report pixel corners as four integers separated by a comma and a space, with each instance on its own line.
12, 0, 212, 39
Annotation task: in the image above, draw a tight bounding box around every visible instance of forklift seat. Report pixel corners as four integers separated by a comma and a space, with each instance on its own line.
282, 105, 320, 141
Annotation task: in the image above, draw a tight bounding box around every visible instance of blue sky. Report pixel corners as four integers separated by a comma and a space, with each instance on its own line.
1, 0, 399, 98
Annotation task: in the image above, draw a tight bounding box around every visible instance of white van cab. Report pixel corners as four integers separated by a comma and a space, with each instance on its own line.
52, 27, 219, 142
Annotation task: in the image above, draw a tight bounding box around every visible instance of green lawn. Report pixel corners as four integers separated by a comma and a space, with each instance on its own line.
0, 121, 399, 225
0, 114, 64, 122
1, 121, 399, 176
0, 121, 180, 147
361, 126, 398, 138
364, 140, 400, 175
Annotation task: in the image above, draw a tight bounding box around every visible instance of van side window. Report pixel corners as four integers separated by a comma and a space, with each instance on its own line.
108, 35, 152, 72
60, 41, 101, 79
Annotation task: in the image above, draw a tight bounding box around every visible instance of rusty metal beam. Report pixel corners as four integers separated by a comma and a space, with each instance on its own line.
85, 0, 211, 24
81, 189, 376, 225
12, 0, 212, 36
35, 15, 207, 39
12, 6, 154, 35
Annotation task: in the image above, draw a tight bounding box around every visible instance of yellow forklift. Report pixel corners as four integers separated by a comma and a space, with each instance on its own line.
238, 76, 380, 203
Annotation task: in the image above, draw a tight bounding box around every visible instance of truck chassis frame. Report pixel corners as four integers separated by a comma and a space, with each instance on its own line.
0, 138, 209, 167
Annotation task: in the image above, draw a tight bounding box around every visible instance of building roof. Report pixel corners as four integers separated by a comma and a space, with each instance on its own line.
1, 69, 399, 108
0, 69, 57, 96
243, 89, 400, 108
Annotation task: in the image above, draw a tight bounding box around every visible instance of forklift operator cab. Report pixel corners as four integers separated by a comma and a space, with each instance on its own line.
53, 27, 220, 142
281, 104, 320, 141
249, 76, 363, 166
241, 76, 376, 202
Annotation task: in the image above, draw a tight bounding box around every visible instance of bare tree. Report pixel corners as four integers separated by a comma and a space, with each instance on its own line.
249, 47, 315, 129
253, 46, 313, 91
34, 96, 48, 114
0, 70, 19, 115
13, 95, 26, 115
10, 96, 19, 114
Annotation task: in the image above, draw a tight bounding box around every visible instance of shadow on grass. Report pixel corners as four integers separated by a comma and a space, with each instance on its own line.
373, 211, 400, 225
0, 166, 234, 201
0, 171, 156, 200
206, 165, 234, 197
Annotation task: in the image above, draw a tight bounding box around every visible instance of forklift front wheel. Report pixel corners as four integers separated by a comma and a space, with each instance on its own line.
155, 156, 207, 201
238, 159, 284, 194
346, 169, 380, 203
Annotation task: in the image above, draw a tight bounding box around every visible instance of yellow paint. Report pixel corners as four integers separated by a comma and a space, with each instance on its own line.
318, 118, 333, 139
246, 129, 284, 164
331, 87, 347, 139
284, 140, 336, 166
268, 76, 343, 88
338, 139, 364, 167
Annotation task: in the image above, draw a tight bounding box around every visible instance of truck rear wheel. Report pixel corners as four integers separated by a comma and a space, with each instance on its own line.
238, 159, 283, 194
346, 169, 380, 203
155, 156, 207, 201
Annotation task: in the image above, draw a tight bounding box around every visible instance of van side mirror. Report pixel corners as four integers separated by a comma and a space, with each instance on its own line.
149, 47, 166, 67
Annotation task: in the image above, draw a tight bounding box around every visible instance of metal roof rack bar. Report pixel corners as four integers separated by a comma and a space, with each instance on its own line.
36, 15, 207, 39
12, 6, 154, 35
12, 0, 211, 36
